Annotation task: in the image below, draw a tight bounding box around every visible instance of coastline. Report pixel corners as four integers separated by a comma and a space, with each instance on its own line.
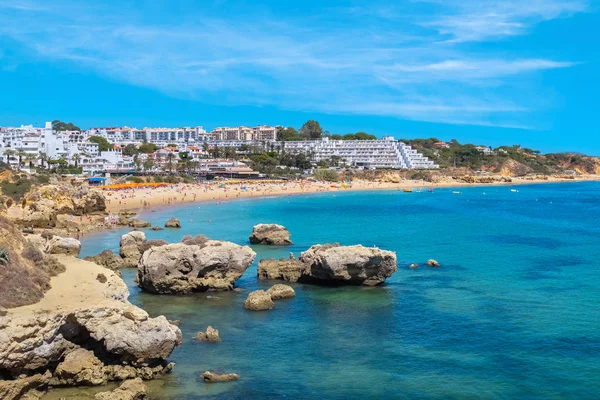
103, 175, 600, 214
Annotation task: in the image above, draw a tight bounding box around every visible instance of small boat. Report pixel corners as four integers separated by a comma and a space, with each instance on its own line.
510, 189, 518, 193
403, 189, 413, 193
452, 191, 461, 194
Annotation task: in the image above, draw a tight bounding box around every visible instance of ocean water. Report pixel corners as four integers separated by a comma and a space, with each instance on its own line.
71, 183, 599, 399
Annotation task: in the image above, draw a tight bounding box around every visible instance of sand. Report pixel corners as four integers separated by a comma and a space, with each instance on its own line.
102, 175, 600, 213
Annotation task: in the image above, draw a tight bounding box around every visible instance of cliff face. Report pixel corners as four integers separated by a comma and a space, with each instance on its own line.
0, 216, 65, 309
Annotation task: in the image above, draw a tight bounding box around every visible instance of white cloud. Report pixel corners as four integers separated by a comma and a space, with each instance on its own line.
0, 0, 588, 128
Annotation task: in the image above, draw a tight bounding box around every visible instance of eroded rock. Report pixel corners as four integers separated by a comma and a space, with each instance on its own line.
95, 378, 148, 400
45, 236, 81, 257
244, 290, 275, 311
164, 218, 180, 228
266, 284, 295, 300
249, 224, 292, 245
200, 371, 239, 383
195, 326, 221, 342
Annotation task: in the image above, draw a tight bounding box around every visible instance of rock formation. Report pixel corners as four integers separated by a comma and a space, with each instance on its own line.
84, 250, 125, 274
119, 231, 147, 268
244, 290, 275, 311
128, 219, 151, 229
249, 224, 292, 245
426, 259, 440, 267
44, 236, 82, 257
95, 378, 148, 400
409, 263, 419, 269
137, 238, 256, 294
0, 256, 182, 396
258, 243, 397, 286
17, 184, 106, 228
151, 226, 163, 231
164, 218, 181, 228
200, 371, 239, 383
266, 284, 296, 300
195, 326, 221, 342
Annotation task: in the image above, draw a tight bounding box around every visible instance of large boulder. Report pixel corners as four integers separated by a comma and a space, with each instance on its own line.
137, 240, 256, 294
0, 372, 51, 400
258, 244, 397, 286
119, 231, 147, 268
44, 236, 82, 257
85, 250, 125, 274
244, 290, 275, 311
128, 219, 151, 229
95, 378, 148, 400
164, 218, 181, 228
266, 284, 296, 300
298, 244, 397, 286
51, 348, 105, 386
249, 224, 292, 245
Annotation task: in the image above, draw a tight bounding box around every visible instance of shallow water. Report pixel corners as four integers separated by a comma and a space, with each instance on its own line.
64, 182, 600, 399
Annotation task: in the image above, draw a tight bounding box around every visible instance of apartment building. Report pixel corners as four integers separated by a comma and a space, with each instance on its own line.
210, 126, 277, 141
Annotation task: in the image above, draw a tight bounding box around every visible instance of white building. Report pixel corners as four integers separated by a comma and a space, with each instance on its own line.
283, 137, 438, 169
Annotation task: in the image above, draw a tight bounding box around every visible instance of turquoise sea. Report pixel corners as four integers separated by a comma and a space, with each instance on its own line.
75, 182, 600, 399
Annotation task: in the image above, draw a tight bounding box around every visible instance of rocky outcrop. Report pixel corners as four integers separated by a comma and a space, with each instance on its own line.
151, 226, 163, 231
195, 326, 221, 342
426, 259, 440, 267
95, 378, 148, 400
137, 239, 256, 294
258, 244, 397, 286
0, 256, 182, 390
258, 258, 306, 282
244, 290, 275, 311
128, 219, 151, 229
249, 224, 292, 245
18, 184, 106, 228
45, 236, 81, 257
85, 250, 125, 274
119, 231, 147, 268
409, 263, 419, 269
200, 371, 239, 383
0, 372, 50, 400
164, 218, 181, 228
266, 284, 296, 300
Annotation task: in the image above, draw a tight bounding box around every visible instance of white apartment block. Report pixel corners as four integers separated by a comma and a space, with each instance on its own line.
210, 126, 276, 141
283, 137, 438, 169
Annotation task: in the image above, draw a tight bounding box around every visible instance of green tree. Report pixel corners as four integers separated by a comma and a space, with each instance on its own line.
38, 152, 48, 169
88, 136, 112, 152
313, 169, 339, 182
16, 149, 26, 169
3, 149, 15, 165
138, 143, 158, 154
299, 120, 323, 139
166, 152, 176, 173
143, 159, 154, 171
71, 154, 81, 168
122, 144, 138, 156
52, 120, 80, 131
277, 126, 302, 141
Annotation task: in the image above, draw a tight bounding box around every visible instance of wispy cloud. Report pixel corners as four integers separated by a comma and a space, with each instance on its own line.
0, 0, 588, 128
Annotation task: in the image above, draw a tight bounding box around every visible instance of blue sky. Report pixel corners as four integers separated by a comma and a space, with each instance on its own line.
0, 0, 598, 154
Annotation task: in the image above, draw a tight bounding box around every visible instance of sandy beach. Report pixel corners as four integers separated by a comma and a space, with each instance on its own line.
103, 175, 600, 213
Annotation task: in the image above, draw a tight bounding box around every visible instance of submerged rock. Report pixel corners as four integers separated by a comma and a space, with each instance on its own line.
266, 284, 296, 300
151, 226, 163, 231
258, 244, 397, 286
244, 290, 275, 311
164, 218, 181, 228
426, 259, 440, 267
249, 224, 292, 245
137, 240, 256, 294
95, 378, 148, 400
200, 371, 239, 383
409, 263, 419, 269
195, 326, 221, 342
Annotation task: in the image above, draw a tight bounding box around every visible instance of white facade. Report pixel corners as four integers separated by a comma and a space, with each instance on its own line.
283, 137, 438, 169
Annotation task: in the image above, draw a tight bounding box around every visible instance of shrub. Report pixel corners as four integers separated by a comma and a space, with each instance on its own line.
128, 176, 144, 184
313, 169, 339, 182
96, 273, 107, 283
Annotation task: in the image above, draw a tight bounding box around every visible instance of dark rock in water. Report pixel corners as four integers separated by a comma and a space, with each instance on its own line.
200, 371, 239, 383
165, 218, 181, 228
128, 219, 151, 228
426, 259, 440, 267
137, 240, 256, 294
195, 326, 221, 342
409, 263, 419, 269
249, 224, 292, 245
151, 226, 164, 231
244, 290, 275, 311
258, 243, 397, 286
